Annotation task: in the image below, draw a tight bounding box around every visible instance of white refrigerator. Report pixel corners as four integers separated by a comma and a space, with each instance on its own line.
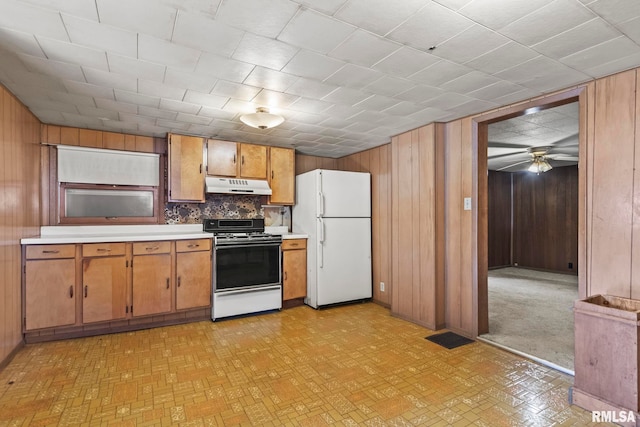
292, 169, 372, 308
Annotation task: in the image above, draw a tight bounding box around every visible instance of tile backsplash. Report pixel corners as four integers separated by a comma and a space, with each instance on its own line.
164, 194, 291, 230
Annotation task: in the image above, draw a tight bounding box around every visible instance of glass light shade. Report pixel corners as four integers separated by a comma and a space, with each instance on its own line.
240, 107, 284, 129
528, 157, 552, 174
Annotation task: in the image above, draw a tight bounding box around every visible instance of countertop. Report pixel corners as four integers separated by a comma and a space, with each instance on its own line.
21, 224, 212, 244
21, 224, 308, 244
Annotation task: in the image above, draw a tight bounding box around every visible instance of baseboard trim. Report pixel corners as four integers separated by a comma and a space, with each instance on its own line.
0, 340, 25, 371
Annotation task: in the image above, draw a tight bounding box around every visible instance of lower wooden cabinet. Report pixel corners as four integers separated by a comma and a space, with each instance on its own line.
24, 257, 76, 330
282, 239, 307, 301
132, 242, 172, 317
82, 255, 128, 323
176, 239, 212, 310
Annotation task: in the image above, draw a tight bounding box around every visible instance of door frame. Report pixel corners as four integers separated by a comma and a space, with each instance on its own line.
472, 86, 588, 335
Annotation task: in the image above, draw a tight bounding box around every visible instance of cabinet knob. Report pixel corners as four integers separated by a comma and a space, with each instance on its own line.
97, 248, 111, 253
84, 285, 88, 298
187, 244, 199, 248
233, 154, 236, 164
69, 285, 74, 298
177, 276, 181, 287
242, 155, 245, 165
145, 246, 160, 251
43, 249, 59, 254
284, 272, 288, 281
166, 278, 170, 289
271, 170, 274, 180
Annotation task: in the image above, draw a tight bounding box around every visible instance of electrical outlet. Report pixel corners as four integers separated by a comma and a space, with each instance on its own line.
380, 282, 385, 292
464, 197, 472, 211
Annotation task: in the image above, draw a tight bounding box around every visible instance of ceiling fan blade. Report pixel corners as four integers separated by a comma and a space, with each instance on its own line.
553, 133, 579, 146
487, 141, 531, 149
497, 159, 531, 171
487, 150, 529, 161
549, 155, 579, 161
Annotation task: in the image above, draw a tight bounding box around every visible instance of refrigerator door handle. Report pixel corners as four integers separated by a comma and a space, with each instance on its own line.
318, 218, 324, 268
318, 218, 324, 243
317, 192, 324, 217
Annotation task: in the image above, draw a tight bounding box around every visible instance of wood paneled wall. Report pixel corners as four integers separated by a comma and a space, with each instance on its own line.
41, 125, 161, 153
0, 85, 41, 366
488, 171, 512, 268
295, 146, 393, 307
390, 125, 445, 329
513, 166, 578, 274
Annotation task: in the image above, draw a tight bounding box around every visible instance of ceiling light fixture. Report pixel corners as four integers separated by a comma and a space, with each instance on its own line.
528, 156, 553, 174
240, 107, 284, 130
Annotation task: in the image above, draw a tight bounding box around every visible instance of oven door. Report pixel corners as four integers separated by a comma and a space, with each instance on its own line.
214, 242, 282, 291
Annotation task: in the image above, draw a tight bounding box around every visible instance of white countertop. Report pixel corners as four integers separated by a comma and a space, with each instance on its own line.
21, 224, 307, 244
21, 224, 213, 244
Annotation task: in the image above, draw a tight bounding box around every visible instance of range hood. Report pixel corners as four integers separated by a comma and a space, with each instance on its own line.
205, 177, 272, 195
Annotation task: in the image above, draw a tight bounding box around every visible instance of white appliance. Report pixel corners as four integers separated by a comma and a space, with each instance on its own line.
293, 169, 372, 308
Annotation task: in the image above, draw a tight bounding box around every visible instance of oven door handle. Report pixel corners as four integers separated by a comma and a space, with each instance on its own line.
215, 285, 281, 296
215, 243, 282, 250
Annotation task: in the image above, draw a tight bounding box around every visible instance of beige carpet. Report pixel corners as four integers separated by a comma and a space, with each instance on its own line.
480, 267, 578, 372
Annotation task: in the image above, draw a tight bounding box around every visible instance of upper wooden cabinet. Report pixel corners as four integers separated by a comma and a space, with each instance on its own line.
268, 147, 295, 205
168, 133, 205, 202
206, 140, 268, 180
207, 139, 237, 177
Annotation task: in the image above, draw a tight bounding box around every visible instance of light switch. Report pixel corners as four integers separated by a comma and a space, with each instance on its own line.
464, 197, 472, 211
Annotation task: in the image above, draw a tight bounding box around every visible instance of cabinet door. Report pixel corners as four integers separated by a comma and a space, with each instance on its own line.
283, 248, 307, 300
176, 251, 212, 310
25, 259, 76, 330
132, 254, 172, 316
168, 133, 205, 202
269, 147, 295, 205
82, 256, 128, 323
207, 139, 238, 177
239, 143, 268, 179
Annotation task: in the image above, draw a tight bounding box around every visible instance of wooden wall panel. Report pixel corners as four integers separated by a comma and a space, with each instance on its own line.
488, 171, 512, 268
589, 71, 636, 297
0, 85, 41, 366
390, 125, 444, 329
41, 125, 163, 154
294, 154, 338, 175
512, 166, 579, 273
634, 72, 640, 299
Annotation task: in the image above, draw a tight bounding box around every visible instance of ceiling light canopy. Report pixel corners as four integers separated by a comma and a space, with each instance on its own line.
528, 156, 553, 174
240, 107, 284, 130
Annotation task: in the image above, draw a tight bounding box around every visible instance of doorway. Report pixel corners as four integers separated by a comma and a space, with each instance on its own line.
474, 89, 586, 374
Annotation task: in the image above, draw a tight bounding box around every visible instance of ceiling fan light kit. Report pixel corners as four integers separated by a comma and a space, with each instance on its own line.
528, 156, 553, 174
240, 107, 284, 130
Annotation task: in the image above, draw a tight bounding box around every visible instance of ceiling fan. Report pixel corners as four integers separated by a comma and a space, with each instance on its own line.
487, 133, 579, 173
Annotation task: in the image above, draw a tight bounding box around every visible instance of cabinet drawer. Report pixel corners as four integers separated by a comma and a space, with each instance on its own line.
83, 242, 126, 257
26, 244, 76, 259
282, 239, 307, 250
132, 241, 171, 255
176, 239, 211, 252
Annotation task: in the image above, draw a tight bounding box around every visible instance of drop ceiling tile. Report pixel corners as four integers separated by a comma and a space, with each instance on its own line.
296, 0, 348, 15
344, 121, 372, 132
222, 98, 255, 115
440, 71, 500, 93
94, 97, 139, 114
197, 107, 237, 120
335, 0, 427, 36
24, 0, 98, 20
46, 90, 96, 107
560, 36, 640, 71
431, 25, 509, 64
395, 85, 444, 103
353, 94, 400, 110
28, 108, 65, 123
532, 18, 621, 59
282, 50, 345, 81
348, 110, 390, 123
619, 16, 640, 44
215, 0, 299, 38
586, 0, 640, 25
232, 33, 299, 71
363, 76, 416, 97
286, 112, 327, 125
583, 51, 640, 77
458, 0, 555, 30
387, 2, 474, 50
176, 112, 213, 125
172, 10, 244, 58
18, 53, 85, 81
38, 37, 109, 70
159, 98, 201, 115
252, 89, 300, 108
211, 81, 261, 101
61, 111, 105, 127
500, 0, 596, 47
372, 46, 440, 78
517, 66, 590, 92
159, 0, 221, 16
138, 79, 187, 101
114, 89, 161, 108
195, 54, 254, 83
0, 0, 69, 40
382, 101, 422, 116
108, 54, 167, 82
165, 67, 217, 92
464, 41, 539, 75
79, 106, 120, 120
0, 28, 46, 57
329, 30, 400, 67
468, 81, 532, 102
288, 97, 334, 114
433, 0, 475, 9
408, 60, 471, 87
156, 119, 191, 131
267, 128, 299, 138
96, 0, 177, 40
62, 15, 137, 58
244, 67, 298, 92
82, 67, 137, 92
278, 9, 356, 54
183, 90, 228, 109
447, 98, 498, 117
285, 77, 338, 99
138, 35, 201, 71
27, 99, 78, 114
64, 80, 115, 99
324, 63, 382, 89
422, 92, 475, 110
322, 87, 370, 105
323, 103, 364, 119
